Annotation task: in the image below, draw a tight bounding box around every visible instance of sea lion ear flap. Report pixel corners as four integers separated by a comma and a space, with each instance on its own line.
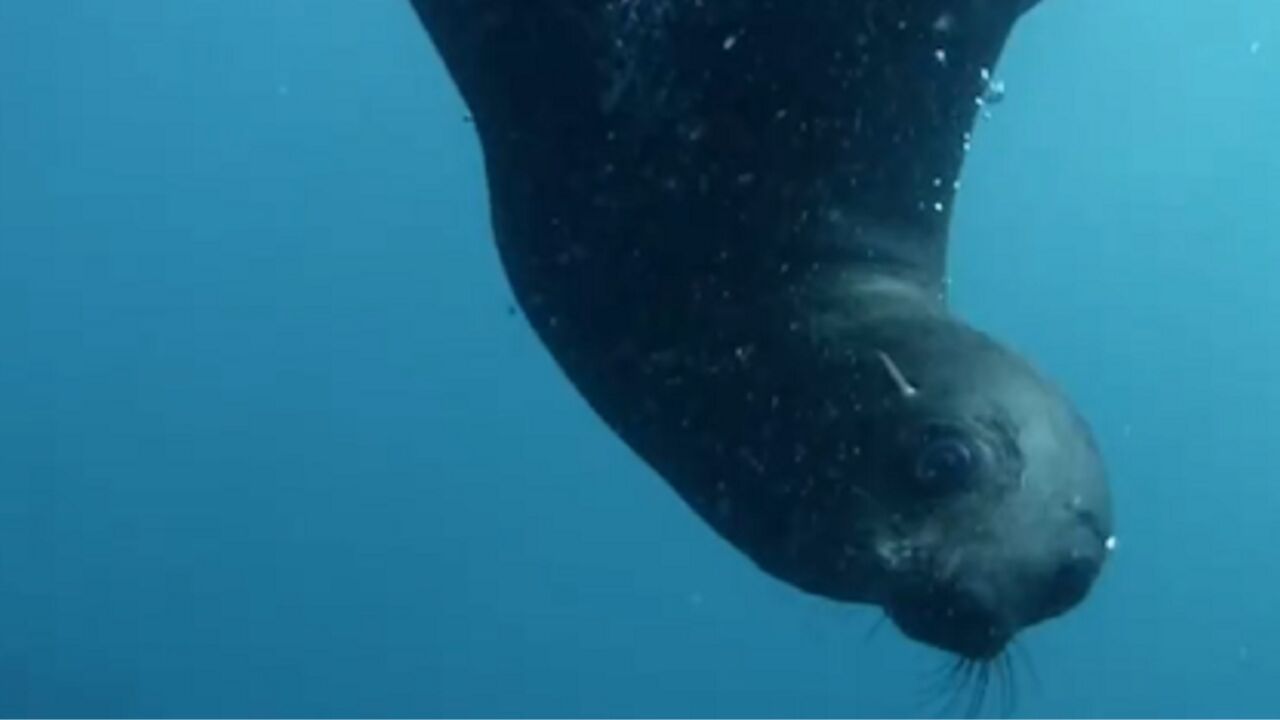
406, 0, 602, 135
876, 351, 921, 402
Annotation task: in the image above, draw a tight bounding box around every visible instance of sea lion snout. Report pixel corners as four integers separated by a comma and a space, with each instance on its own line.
884, 551, 1101, 660
1027, 512, 1109, 621
879, 496, 1109, 660
886, 575, 1014, 660
1039, 552, 1100, 618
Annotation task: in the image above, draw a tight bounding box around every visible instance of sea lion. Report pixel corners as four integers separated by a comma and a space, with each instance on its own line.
407, 0, 1114, 662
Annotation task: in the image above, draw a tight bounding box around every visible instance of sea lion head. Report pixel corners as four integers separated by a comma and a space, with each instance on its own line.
852, 316, 1112, 660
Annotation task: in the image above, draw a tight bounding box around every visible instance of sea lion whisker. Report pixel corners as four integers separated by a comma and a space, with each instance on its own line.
1012, 638, 1041, 695
876, 349, 919, 400
862, 612, 889, 644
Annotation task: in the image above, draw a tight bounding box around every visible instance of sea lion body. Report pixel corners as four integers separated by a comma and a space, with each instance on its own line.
410, 0, 1112, 660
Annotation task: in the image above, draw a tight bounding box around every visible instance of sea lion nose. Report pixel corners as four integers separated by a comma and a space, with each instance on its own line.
1040, 553, 1100, 615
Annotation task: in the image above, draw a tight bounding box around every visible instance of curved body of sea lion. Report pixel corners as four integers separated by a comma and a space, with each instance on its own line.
408, 0, 1113, 661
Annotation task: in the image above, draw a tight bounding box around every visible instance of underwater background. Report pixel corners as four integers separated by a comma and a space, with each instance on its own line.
1, 0, 1277, 716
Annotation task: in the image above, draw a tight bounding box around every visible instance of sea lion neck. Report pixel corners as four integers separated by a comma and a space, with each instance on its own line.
780, 212, 948, 305
840, 270, 948, 318
797, 245, 950, 337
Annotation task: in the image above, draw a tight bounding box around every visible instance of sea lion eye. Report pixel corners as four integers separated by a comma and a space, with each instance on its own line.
915, 434, 976, 487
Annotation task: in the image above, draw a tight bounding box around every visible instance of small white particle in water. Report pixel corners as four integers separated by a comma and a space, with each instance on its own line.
934, 48, 947, 64
723, 34, 739, 50
933, 201, 944, 213
933, 13, 954, 33
1104, 535, 1118, 552
1250, 40, 1262, 54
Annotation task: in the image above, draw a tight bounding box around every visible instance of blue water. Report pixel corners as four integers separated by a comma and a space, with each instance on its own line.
2, 0, 1277, 716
